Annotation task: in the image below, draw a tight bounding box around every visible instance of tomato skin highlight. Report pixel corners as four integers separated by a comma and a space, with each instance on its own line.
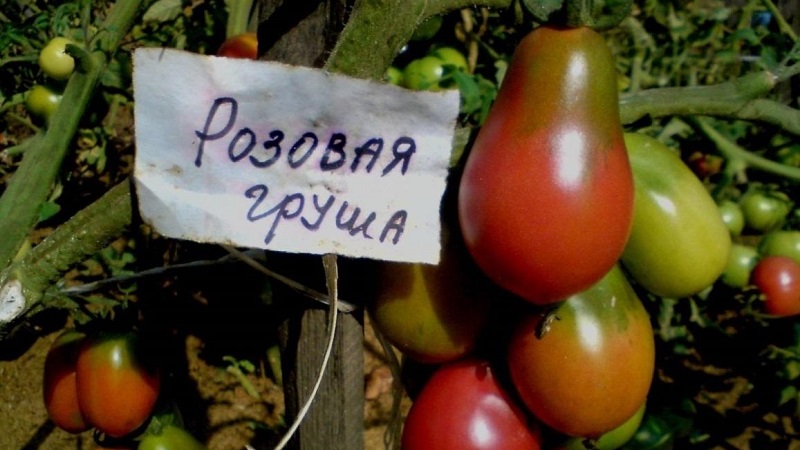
621, 133, 731, 298
458, 26, 633, 305
751, 255, 800, 317
76, 332, 161, 437
401, 358, 542, 450
507, 266, 655, 438
43, 330, 91, 433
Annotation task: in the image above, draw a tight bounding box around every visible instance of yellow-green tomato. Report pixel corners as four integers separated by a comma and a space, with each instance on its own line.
368, 238, 492, 364
26, 85, 62, 121
721, 244, 759, 288
383, 66, 403, 86
138, 425, 206, 450
561, 402, 646, 450
38, 37, 76, 80
430, 46, 468, 72
402, 56, 445, 91
621, 133, 731, 298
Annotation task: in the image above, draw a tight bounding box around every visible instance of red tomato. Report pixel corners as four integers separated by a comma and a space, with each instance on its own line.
458, 26, 633, 305
507, 266, 655, 438
401, 359, 542, 450
43, 330, 90, 433
217, 32, 258, 59
76, 332, 161, 437
751, 255, 800, 317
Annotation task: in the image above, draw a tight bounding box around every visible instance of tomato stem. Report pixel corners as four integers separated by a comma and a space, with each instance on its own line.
690, 116, 800, 182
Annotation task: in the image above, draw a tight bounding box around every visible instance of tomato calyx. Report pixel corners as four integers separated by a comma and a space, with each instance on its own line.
521, 0, 633, 31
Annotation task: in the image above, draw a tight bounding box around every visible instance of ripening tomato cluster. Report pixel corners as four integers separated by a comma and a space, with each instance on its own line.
367, 24, 755, 450
717, 187, 800, 316
44, 328, 207, 450
383, 46, 469, 91
26, 37, 77, 123
43, 330, 159, 440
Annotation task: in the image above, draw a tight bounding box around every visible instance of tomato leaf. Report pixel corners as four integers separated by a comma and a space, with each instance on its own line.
521, 0, 564, 24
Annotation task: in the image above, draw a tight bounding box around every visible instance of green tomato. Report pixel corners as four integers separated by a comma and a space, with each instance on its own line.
138, 425, 206, 450
430, 46, 468, 72
383, 66, 403, 86
562, 402, 646, 450
740, 189, 792, 232
38, 37, 76, 80
721, 244, 759, 288
621, 133, 731, 298
759, 230, 800, 265
402, 56, 444, 91
26, 85, 62, 121
718, 200, 745, 236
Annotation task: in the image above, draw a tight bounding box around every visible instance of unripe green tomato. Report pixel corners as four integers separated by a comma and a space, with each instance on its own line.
562, 402, 646, 450
721, 244, 759, 288
740, 190, 792, 232
621, 133, 731, 298
26, 85, 62, 121
402, 56, 444, 91
430, 46, 468, 72
759, 230, 800, 265
138, 425, 206, 450
383, 66, 403, 86
718, 200, 745, 236
39, 37, 76, 80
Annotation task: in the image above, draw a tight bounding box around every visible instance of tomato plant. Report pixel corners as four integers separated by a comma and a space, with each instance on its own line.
138, 425, 206, 450
506, 266, 655, 438
759, 230, 800, 265
620, 133, 731, 298
43, 330, 90, 434
217, 32, 258, 59
401, 358, 542, 450
751, 255, 800, 317
26, 85, 62, 121
368, 235, 492, 363
38, 36, 76, 80
76, 332, 161, 437
458, 25, 633, 305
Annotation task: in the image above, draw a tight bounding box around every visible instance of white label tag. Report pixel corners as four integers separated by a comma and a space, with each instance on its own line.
132, 48, 459, 264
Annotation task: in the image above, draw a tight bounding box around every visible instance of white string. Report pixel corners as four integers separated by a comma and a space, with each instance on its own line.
271, 253, 340, 450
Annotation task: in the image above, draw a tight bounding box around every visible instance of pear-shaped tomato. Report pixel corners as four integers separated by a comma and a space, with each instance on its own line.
621, 133, 731, 298
507, 266, 655, 438
368, 231, 492, 363
458, 25, 633, 305
76, 332, 161, 437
